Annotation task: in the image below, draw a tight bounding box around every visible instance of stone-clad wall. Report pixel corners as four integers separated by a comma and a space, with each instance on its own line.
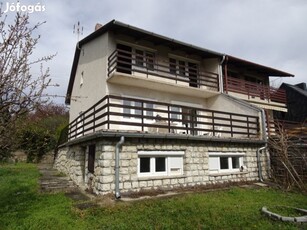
55, 138, 268, 195
55, 146, 86, 187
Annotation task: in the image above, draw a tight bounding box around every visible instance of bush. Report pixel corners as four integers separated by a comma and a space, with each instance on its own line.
17, 103, 68, 162
19, 127, 56, 162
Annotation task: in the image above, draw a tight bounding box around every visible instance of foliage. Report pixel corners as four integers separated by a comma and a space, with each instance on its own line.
17, 103, 68, 162
0, 6, 56, 160
1, 163, 307, 229
269, 121, 307, 191
18, 126, 55, 162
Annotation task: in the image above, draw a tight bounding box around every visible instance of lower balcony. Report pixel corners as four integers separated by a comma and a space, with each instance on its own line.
224, 76, 287, 105
68, 95, 261, 141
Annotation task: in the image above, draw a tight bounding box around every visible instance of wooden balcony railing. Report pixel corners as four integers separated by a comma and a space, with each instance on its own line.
268, 119, 307, 143
68, 95, 260, 141
108, 49, 219, 91
224, 76, 286, 104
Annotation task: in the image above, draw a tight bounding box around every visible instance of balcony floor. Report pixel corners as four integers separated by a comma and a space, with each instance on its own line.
66, 129, 265, 146
108, 72, 220, 99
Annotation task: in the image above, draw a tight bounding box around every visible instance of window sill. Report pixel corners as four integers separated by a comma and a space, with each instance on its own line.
209, 171, 248, 177
137, 174, 186, 181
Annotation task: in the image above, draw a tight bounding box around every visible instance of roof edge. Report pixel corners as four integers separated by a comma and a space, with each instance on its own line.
227, 55, 294, 77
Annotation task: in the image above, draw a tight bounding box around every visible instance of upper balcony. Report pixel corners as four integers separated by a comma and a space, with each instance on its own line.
222, 55, 293, 111
223, 76, 287, 106
107, 48, 220, 99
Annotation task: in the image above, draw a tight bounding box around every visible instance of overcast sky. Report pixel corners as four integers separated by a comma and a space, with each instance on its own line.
3, 0, 307, 104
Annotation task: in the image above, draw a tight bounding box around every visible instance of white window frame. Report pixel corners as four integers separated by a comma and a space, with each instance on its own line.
138, 151, 184, 177
209, 152, 245, 174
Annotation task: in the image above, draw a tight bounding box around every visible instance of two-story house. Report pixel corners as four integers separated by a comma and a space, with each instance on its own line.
55, 20, 293, 197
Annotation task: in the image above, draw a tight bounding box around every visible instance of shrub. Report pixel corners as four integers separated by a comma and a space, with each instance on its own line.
17, 103, 68, 162
19, 127, 56, 162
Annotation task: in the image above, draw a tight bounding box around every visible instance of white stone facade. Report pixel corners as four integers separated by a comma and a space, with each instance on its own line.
54, 137, 268, 195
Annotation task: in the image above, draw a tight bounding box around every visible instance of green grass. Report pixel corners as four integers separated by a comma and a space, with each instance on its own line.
0, 163, 306, 229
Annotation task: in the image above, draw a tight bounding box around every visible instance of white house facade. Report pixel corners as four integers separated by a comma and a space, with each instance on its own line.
55, 20, 293, 197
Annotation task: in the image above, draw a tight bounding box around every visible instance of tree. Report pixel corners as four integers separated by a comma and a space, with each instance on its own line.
268, 120, 306, 191
0, 6, 55, 160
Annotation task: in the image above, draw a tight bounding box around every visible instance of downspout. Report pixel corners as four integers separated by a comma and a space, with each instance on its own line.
224, 56, 229, 94
257, 109, 268, 182
219, 55, 226, 93
257, 146, 266, 182
115, 136, 125, 199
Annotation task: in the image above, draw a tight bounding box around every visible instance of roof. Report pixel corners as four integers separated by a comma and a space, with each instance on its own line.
281, 83, 307, 98
226, 56, 294, 77
66, 20, 294, 104
80, 20, 224, 58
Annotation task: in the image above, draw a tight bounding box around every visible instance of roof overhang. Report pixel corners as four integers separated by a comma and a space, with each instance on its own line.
83, 20, 223, 59
226, 55, 294, 77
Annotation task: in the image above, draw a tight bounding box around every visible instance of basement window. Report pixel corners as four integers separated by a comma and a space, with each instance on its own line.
209, 152, 244, 174
138, 151, 184, 177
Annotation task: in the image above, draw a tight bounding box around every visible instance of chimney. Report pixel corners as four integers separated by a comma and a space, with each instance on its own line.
95, 23, 103, 31
295, 82, 307, 91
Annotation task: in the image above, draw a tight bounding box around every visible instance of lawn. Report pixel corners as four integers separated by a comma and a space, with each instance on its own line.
0, 163, 306, 229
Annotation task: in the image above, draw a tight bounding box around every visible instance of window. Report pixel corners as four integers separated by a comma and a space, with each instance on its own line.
220, 157, 229, 169
178, 60, 186, 76
135, 101, 142, 116
138, 151, 184, 177
88, 145, 95, 173
155, 157, 166, 172
134, 49, 155, 70
169, 58, 176, 74
232, 157, 240, 169
168, 57, 199, 88
140, 157, 150, 173
145, 103, 154, 118
117, 44, 132, 74
146, 52, 155, 70
123, 100, 131, 117
170, 106, 181, 120
123, 99, 154, 119
188, 62, 198, 87
169, 58, 198, 77
136, 49, 144, 67
123, 100, 142, 118
209, 153, 244, 173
